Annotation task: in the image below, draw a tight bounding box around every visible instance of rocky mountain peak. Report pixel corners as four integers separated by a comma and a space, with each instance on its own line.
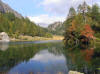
48, 22, 63, 31
0, 0, 23, 18
48, 21, 65, 35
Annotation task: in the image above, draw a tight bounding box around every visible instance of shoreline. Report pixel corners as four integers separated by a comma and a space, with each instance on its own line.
10, 35, 64, 42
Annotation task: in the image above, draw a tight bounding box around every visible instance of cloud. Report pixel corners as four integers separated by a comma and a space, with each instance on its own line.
40, 0, 94, 15
28, 14, 65, 27
31, 50, 66, 63
40, 0, 70, 15
28, 0, 100, 27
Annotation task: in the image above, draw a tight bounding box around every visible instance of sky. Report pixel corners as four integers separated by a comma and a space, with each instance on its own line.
2, 0, 100, 27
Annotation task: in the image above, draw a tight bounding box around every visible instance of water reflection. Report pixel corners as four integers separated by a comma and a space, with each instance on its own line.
64, 44, 100, 74
32, 50, 65, 62
0, 41, 68, 74
0, 41, 99, 74
9, 50, 68, 74
0, 42, 9, 51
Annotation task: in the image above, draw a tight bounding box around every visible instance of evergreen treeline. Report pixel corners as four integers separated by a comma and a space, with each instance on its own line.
64, 2, 100, 38
0, 12, 52, 38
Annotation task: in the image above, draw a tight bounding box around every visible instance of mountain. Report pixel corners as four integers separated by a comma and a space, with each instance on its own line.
48, 22, 65, 35
0, 0, 53, 38
37, 23, 48, 27
0, 0, 22, 18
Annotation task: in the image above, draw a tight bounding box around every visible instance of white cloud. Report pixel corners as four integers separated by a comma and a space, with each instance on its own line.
28, 14, 65, 27
40, 0, 93, 15
31, 50, 66, 63
41, 0, 70, 15
28, 0, 100, 27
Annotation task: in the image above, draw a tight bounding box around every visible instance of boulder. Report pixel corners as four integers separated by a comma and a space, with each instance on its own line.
0, 32, 10, 42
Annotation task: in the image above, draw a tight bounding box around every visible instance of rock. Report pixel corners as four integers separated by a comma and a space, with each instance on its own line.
69, 71, 84, 74
48, 22, 63, 31
0, 32, 10, 42
0, 0, 23, 18
0, 0, 5, 13
48, 21, 65, 35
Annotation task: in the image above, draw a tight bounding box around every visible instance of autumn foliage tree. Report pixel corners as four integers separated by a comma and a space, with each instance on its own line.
81, 24, 94, 39
64, 2, 97, 45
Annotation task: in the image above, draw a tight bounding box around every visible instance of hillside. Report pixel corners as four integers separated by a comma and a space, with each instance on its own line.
0, 0, 53, 39
48, 22, 65, 35
0, 0, 22, 18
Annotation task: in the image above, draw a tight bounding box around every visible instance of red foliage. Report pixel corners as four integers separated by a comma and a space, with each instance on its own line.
81, 48, 94, 62
81, 24, 94, 38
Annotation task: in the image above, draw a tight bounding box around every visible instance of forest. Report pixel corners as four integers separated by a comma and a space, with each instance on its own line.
0, 12, 52, 38
64, 2, 100, 45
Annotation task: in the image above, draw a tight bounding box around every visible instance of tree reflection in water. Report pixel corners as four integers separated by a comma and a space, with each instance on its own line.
0, 41, 68, 74
64, 43, 100, 74
0, 41, 100, 74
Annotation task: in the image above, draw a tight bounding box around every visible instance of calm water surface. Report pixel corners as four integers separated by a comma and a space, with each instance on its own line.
0, 40, 100, 74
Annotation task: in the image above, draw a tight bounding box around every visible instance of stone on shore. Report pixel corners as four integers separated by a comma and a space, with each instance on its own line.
0, 32, 10, 42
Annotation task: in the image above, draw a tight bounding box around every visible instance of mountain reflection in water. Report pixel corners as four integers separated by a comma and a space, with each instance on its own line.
9, 50, 68, 74
0, 40, 99, 74
0, 41, 68, 74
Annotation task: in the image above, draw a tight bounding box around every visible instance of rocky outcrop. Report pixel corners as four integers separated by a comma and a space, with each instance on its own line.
48, 22, 65, 35
48, 22, 63, 31
0, 0, 22, 18
0, 0, 4, 13
0, 32, 10, 42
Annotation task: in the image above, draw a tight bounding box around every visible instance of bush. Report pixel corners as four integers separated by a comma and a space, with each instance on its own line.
44, 33, 53, 38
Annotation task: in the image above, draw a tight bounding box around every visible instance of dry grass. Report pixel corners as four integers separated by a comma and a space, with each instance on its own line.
69, 71, 84, 74
10, 35, 64, 41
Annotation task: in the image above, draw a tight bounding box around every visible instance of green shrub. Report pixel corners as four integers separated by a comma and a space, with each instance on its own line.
44, 33, 53, 38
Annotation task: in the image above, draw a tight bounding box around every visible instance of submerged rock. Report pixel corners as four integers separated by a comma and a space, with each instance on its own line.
0, 32, 10, 42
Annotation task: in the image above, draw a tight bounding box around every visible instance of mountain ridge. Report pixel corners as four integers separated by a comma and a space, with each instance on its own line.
48, 21, 65, 35
0, 0, 22, 18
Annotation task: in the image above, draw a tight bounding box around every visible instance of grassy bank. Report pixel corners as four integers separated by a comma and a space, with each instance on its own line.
10, 35, 64, 42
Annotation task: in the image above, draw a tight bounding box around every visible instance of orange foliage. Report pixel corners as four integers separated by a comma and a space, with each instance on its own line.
81, 24, 94, 38
81, 48, 94, 62
69, 20, 76, 31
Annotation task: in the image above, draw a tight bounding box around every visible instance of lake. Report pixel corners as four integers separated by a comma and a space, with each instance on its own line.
0, 40, 100, 74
